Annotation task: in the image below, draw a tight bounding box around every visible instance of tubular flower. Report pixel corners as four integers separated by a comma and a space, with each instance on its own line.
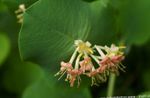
79, 57, 93, 73
55, 40, 126, 87
15, 4, 26, 23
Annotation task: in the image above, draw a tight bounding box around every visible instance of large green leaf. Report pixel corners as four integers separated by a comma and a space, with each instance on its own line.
0, 33, 10, 65
22, 77, 91, 98
19, 0, 150, 70
111, 0, 150, 45
19, 0, 114, 69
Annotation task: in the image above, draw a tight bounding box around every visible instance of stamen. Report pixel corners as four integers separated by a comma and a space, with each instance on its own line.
58, 70, 67, 80
54, 71, 60, 76
120, 63, 126, 69
116, 64, 126, 72
65, 74, 70, 81
77, 76, 81, 88
92, 65, 96, 71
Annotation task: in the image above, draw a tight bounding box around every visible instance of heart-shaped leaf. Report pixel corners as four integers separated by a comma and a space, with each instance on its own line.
19, 0, 113, 70
19, 0, 150, 69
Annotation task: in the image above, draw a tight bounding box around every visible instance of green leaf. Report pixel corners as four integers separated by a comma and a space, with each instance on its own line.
0, 2, 20, 48
89, 0, 150, 46
142, 69, 150, 90
22, 77, 91, 98
19, 0, 94, 68
2, 60, 45, 94
0, 33, 10, 65
82, 0, 98, 2
112, 0, 150, 45
138, 91, 150, 98
87, 1, 117, 45
0, 1, 8, 12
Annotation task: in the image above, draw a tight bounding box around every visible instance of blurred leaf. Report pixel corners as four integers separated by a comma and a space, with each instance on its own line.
0, 1, 8, 12
0, 3, 20, 48
87, 1, 117, 45
111, 0, 150, 45
82, 0, 97, 2
142, 70, 150, 90
22, 77, 91, 98
90, 0, 150, 46
2, 61, 45, 94
0, 33, 10, 65
19, 0, 94, 68
138, 91, 150, 97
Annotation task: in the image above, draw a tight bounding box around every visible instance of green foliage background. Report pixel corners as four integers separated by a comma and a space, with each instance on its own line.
0, 0, 150, 98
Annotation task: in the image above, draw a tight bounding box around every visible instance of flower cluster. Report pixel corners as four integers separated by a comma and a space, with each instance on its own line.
15, 4, 26, 23
55, 40, 126, 87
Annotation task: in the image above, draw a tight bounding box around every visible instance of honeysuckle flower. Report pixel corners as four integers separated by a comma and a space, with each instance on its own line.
60, 61, 72, 72
79, 57, 93, 73
95, 44, 125, 75
15, 4, 26, 23
66, 69, 83, 87
75, 40, 93, 54
87, 67, 107, 86
55, 40, 126, 87
55, 61, 73, 80
97, 64, 108, 73
111, 55, 125, 64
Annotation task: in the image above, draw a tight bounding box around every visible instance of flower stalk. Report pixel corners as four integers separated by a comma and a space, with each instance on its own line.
107, 73, 116, 97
